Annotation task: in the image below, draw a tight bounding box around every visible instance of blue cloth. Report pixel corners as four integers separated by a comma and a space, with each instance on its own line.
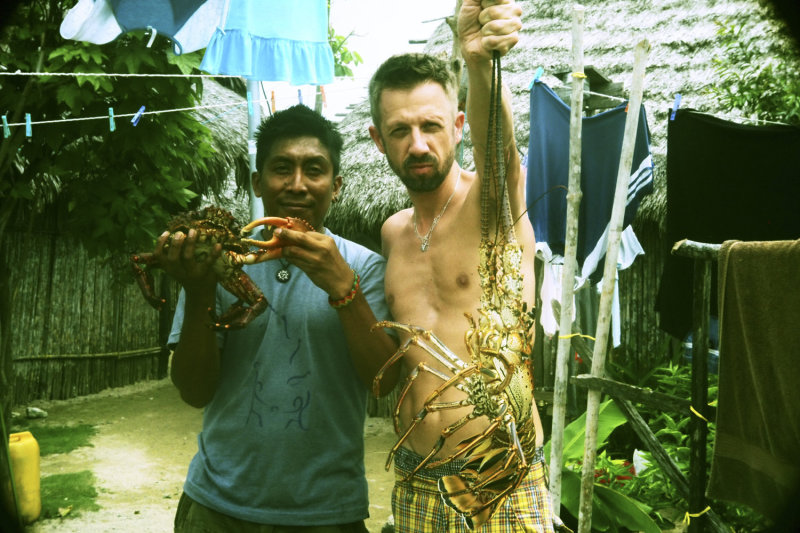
200, 0, 334, 84
168, 229, 390, 525
62, 0, 226, 55
109, 0, 206, 34
526, 80, 654, 282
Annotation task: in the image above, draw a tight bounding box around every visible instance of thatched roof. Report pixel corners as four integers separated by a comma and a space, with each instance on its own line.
193, 78, 251, 222
325, 0, 799, 250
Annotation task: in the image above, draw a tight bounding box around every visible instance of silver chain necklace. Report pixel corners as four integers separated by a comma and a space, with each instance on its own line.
413, 169, 462, 252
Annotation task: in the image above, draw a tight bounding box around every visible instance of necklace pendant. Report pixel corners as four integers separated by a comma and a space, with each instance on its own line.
276, 267, 291, 283
420, 241, 429, 252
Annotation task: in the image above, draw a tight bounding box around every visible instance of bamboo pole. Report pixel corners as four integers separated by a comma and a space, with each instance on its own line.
549, 3, 585, 511
576, 39, 650, 533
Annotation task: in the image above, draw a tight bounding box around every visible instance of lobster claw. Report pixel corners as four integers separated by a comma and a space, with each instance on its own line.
237, 216, 315, 264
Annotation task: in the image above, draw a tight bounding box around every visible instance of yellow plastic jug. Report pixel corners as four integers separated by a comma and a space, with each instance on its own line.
8, 431, 41, 524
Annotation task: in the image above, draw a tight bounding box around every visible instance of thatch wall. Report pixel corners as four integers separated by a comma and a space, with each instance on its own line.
326, 0, 798, 391
5, 226, 172, 404
7, 80, 250, 405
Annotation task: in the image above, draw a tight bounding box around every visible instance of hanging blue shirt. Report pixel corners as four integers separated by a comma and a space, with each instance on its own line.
526, 80, 654, 283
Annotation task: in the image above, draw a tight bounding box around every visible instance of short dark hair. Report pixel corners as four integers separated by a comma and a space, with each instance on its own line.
368, 53, 460, 129
255, 104, 344, 176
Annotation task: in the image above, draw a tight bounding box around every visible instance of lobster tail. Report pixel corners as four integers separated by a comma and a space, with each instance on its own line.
439, 473, 494, 530
438, 452, 530, 530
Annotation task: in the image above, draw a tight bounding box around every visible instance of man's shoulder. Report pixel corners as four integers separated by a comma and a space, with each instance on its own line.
381, 208, 412, 239
328, 229, 385, 266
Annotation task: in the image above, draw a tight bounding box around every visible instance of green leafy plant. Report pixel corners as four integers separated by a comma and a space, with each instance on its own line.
546, 399, 661, 532
616, 363, 769, 532
0, 1, 213, 258
329, 28, 363, 77
708, 18, 800, 125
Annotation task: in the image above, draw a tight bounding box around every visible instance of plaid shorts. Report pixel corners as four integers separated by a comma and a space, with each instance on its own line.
392, 447, 556, 532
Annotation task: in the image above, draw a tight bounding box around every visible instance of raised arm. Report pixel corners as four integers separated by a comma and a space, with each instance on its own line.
458, 0, 525, 214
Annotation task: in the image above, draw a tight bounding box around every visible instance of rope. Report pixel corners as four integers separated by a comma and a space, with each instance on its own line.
0, 71, 239, 78
3, 100, 254, 127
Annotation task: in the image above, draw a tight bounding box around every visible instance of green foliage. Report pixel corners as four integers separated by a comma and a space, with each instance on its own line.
708, 18, 800, 126
40, 470, 100, 519
614, 363, 769, 532
329, 28, 363, 77
0, 0, 213, 257
546, 400, 661, 532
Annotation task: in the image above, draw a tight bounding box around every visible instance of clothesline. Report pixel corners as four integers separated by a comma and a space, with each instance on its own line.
3, 100, 252, 127
2, 70, 794, 131
547, 82, 794, 127
0, 86, 367, 132
0, 70, 240, 78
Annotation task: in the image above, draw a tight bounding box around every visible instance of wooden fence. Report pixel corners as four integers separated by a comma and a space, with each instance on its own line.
4, 227, 170, 405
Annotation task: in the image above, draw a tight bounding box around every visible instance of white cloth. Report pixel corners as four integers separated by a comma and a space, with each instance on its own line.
537, 225, 644, 347
60, 0, 122, 45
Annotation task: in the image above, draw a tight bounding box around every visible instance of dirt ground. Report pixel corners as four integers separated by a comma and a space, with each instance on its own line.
15, 379, 397, 533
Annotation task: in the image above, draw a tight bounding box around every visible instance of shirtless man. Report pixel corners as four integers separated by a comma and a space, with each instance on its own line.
368, 1, 555, 531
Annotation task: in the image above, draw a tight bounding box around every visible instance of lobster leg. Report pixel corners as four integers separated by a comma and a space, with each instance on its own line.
129, 253, 166, 309
384, 361, 465, 470
374, 321, 467, 374
213, 266, 268, 330
388, 366, 483, 479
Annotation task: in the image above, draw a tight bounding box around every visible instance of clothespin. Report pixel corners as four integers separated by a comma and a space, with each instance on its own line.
131, 105, 145, 126
529, 66, 544, 89
108, 107, 116, 132
271, 91, 276, 113
2, 115, 9, 138
25, 113, 31, 137
146, 26, 158, 48
671, 93, 681, 121
297, 89, 303, 105
247, 91, 253, 116
320, 86, 327, 108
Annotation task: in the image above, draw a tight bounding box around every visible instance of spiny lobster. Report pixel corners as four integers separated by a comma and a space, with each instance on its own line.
130, 206, 313, 330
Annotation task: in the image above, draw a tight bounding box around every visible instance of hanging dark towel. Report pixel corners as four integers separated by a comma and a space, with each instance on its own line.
526, 80, 654, 281
655, 109, 800, 338
707, 239, 800, 520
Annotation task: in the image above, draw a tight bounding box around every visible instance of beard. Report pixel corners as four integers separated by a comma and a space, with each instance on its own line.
387, 150, 456, 193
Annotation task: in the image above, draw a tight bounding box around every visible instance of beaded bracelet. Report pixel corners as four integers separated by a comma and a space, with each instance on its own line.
329, 270, 360, 309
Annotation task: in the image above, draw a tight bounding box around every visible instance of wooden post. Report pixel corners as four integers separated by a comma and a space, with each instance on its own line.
549, 3, 585, 511
576, 39, 650, 533
689, 255, 712, 532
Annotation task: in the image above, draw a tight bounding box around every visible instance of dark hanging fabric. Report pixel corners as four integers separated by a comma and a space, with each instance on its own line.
708, 239, 800, 520
655, 108, 800, 338
526, 80, 654, 281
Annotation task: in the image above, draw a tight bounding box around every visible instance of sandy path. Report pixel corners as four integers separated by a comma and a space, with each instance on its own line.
18, 379, 396, 533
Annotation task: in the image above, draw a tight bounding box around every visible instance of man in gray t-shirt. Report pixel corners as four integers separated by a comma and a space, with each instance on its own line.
158, 105, 399, 532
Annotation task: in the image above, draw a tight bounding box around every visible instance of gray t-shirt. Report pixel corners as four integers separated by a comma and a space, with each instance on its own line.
168, 229, 391, 525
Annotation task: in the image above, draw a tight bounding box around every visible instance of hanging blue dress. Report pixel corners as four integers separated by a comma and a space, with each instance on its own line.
200, 0, 334, 84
